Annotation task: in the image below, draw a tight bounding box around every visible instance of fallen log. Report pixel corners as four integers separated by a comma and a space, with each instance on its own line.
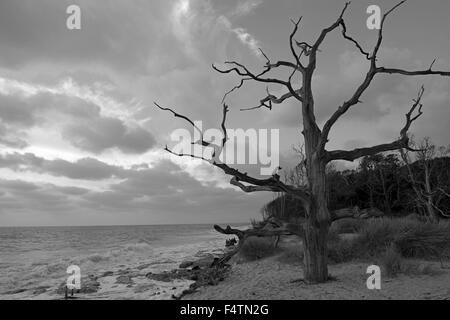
212, 220, 303, 266
212, 207, 383, 265
330, 206, 384, 221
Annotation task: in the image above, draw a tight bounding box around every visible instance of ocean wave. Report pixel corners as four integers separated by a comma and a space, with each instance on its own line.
122, 242, 153, 252
83, 253, 111, 263
0, 224, 229, 299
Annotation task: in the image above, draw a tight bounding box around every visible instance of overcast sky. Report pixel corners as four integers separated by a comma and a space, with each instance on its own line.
0, 0, 449, 226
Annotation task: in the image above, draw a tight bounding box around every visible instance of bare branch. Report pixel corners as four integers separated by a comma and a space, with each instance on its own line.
437, 187, 450, 199
339, 19, 370, 59
371, 1, 407, 60
289, 16, 306, 71
241, 87, 303, 111
376, 66, 450, 77
400, 86, 424, 137
154, 102, 209, 147
214, 223, 298, 239
327, 141, 408, 162
154, 102, 311, 203
320, 61, 450, 151
220, 104, 229, 147
326, 86, 425, 162
213, 61, 288, 87
431, 202, 450, 218
319, 1, 450, 150
212, 220, 304, 265
214, 48, 304, 106
320, 71, 372, 148
221, 77, 251, 104
164, 146, 209, 162
228, 173, 310, 204
321, 1, 405, 139
310, 2, 350, 61
230, 176, 285, 193
267, 60, 303, 70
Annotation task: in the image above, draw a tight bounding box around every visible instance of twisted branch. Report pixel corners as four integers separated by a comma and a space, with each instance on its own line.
319, 1, 450, 152
326, 86, 425, 162
154, 102, 311, 204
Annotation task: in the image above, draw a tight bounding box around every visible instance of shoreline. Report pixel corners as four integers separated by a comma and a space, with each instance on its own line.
0, 234, 231, 300
3, 229, 449, 300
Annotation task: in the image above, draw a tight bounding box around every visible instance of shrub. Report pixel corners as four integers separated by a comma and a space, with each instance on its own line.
328, 239, 358, 263
381, 244, 403, 277
327, 227, 362, 263
327, 217, 450, 266
353, 217, 424, 257
400, 261, 442, 276
331, 218, 365, 234
394, 221, 450, 259
245, 217, 450, 266
355, 218, 400, 256
240, 237, 276, 261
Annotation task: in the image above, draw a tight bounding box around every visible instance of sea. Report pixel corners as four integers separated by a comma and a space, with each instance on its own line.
0, 224, 244, 300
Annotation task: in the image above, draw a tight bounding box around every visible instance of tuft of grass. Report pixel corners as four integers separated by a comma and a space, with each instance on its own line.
381, 244, 403, 277
328, 239, 358, 263
400, 261, 442, 276
351, 217, 424, 257
240, 236, 276, 261
327, 217, 450, 266
331, 218, 366, 234
356, 218, 400, 257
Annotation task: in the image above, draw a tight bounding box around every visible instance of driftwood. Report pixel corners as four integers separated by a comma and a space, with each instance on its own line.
212, 218, 301, 266
330, 206, 384, 221
213, 207, 384, 265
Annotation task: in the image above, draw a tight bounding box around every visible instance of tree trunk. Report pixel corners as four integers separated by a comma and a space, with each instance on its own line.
379, 169, 392, 215
303, 139, 330, 283
300, 67, 331, 283
303, 215, 329, 283
423, 163, 440, 222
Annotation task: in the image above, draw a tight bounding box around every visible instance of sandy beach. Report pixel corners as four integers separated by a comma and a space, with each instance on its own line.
185, 238, 450, 300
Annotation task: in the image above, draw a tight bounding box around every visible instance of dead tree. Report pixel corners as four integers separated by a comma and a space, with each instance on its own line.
155, 1, 450, 283
400, 137, 450, 221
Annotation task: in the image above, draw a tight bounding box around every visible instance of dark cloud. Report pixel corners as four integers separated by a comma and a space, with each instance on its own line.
63, 117, 156, 154
57, 186, 91, 195
0, 122, 28, 149
0, 0, 172, 74
0, 179, 40, 192
0, 179, 84, 215
0, 153, 264, 222
0, 91, 156, 154
0, 152, 124, 180
46, 157, 123, 180
0, 94, 36, 126
80, 159, 268, 221
0, 159, 268, 225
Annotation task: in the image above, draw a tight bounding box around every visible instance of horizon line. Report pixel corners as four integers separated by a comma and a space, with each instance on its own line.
0, 221, 251, 228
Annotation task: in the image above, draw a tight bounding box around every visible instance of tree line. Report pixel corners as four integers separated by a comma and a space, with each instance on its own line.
263, 138, 450, 223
